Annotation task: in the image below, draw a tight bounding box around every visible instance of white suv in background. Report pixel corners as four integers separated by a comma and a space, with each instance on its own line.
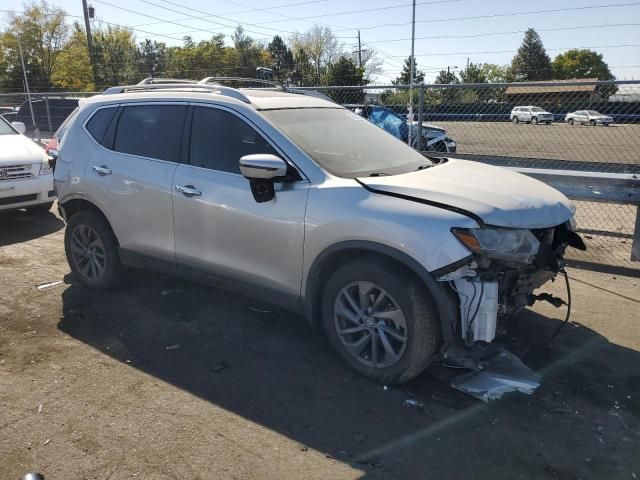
510, 106, 554, 125
0, 116, 56, 212
54, 79, 585, 384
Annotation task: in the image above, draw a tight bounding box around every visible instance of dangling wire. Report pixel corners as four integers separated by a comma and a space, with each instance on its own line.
547, 268, 572, 352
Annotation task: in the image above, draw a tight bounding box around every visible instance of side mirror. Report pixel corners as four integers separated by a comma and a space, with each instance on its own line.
12, 121, 26, 134
239, 154, 288, 203
239, 154, 287, 180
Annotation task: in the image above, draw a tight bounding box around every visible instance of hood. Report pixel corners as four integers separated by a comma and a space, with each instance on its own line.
408, 121, 447, 139
358, 158, 574, 228
0, 134, 47, 165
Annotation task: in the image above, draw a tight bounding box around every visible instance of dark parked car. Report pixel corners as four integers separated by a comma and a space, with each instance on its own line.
15, 97, 80, 132
353, 105, 456, 153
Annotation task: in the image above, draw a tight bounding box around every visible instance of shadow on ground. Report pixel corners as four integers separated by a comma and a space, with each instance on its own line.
58, 271, 640, 479
0, 209, 63, 247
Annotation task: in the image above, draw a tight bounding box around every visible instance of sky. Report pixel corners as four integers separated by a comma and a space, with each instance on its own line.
2, 0, 640, 83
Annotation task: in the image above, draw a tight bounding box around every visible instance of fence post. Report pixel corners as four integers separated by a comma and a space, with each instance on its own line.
44, 95, 53, 135
416, 85, 424, 151
632, 207, 640, 262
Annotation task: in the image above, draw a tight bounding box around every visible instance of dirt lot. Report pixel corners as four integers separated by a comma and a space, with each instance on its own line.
1, 207, 639, 480
437, 121, 640, 165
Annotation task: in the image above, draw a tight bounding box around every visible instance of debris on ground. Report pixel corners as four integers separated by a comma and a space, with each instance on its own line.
450, 348, 540, 402
43, 438, 51, 445
164, 344, 180, 351
403, 399, 425, 408
37, 404, 42, 414
36, 281, 63, 290
210, 362, 228, 373
299, 445, 308, 452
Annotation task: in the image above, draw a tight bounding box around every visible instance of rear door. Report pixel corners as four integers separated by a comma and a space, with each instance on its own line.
172, 104, 309, 301
84, 102, 187, 263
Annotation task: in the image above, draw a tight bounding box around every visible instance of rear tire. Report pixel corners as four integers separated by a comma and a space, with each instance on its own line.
321, 257, 441, 384
26, 201, 54, 213
568, 118, 574, 125
590, 120, 596, 126
65, 210, 123, 290
512, 116, 519, 124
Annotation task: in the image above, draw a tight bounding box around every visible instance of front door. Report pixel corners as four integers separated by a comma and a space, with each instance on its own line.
172, 105, 309, 301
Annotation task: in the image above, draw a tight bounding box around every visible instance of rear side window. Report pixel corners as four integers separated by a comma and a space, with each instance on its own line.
86, 107, 117, 145
113, 105, 186, 162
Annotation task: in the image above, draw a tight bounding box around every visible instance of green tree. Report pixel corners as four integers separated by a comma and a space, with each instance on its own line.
92, 26, 137, 87
552, 49, 615, 80
231, 26, 269, 78
1, 1, 69, 91
326, 56, 364, 102
434, 68, 460, 103
267, 35, 294, 82
459, 62, 487, 83
480, 63, 512, 83
393, 56, 424, 85
137, 39, 167, 79
51, 23, 92, 90
510, 28, 552, 81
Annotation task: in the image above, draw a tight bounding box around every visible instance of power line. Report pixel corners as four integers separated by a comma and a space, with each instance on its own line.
364, 23, 640, 43
245, 0, 463, 27
386, 44, 640, 58
336, 1, 640, 32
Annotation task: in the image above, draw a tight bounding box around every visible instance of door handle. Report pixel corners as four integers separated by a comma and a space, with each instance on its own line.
175, 184, 202, 197
92, 165, 112, 176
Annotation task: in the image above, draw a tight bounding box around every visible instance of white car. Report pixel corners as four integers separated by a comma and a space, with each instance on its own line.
0, 117, 56, 213
565, 110, 613, 126
54, 79, 584, 384
510, 106, 554, 125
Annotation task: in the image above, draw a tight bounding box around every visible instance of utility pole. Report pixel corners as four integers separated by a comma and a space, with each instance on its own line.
82, 0, 97, 86
408, 0, 416, 147
18, 39, 38, 140
357, 30, 362, 69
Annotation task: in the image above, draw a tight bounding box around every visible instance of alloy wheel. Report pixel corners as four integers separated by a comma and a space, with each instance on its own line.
69, 224, 106, 281
334, 281, 408, 368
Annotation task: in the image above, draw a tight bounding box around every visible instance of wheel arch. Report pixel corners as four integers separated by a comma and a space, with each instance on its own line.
59, 197, 118, 245
304, 240, 457, 343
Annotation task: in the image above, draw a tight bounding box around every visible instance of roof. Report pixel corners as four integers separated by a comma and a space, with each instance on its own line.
505, 79, 599, 95
83, 86, 338, 111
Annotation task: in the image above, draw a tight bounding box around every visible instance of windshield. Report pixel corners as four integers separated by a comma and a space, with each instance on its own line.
0, 117, 18, 135
587, 110, 601, 116
530, 107, 545, 112
262, 108, 433, 178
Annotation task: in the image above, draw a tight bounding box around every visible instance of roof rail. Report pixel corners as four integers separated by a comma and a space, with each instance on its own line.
102, 83, 251, 103
199, 76, 286, 91
137, 77, 197, 85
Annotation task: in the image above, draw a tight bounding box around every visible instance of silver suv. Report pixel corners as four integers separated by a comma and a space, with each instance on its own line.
510, 106, 554, 124
54, 79, 584, 384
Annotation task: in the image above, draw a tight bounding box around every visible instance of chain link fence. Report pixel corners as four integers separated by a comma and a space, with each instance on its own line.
2, 80, 638, 271
299, 80, 640, 271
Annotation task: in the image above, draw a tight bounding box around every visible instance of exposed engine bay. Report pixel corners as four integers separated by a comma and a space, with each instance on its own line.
437, 220, 586, 348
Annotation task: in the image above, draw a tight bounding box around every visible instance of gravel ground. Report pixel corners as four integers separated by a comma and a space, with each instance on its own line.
1, 206, 639, 480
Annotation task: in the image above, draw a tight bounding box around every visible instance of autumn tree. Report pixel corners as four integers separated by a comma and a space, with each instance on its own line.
51, 23, 92, 90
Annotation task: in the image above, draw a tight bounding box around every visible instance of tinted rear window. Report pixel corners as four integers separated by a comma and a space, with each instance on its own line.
86, 107, 115, 144
113, 105, 186, 162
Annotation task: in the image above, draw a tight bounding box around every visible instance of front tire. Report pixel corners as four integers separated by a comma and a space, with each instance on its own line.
590, 120, 596, 126
321, 257, 441, 384
512, 116, 519, 124
65, 211, 123, 290
531, 116, 539, 125
568, 118, 574, 125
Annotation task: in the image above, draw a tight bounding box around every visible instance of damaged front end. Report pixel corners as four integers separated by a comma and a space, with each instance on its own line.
433, 220, 586, 400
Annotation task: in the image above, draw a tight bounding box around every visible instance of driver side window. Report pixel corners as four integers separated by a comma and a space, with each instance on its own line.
189, 107, 278, 174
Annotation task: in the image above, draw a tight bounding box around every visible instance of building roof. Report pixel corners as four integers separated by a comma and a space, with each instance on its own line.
505, 79, 599, 95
